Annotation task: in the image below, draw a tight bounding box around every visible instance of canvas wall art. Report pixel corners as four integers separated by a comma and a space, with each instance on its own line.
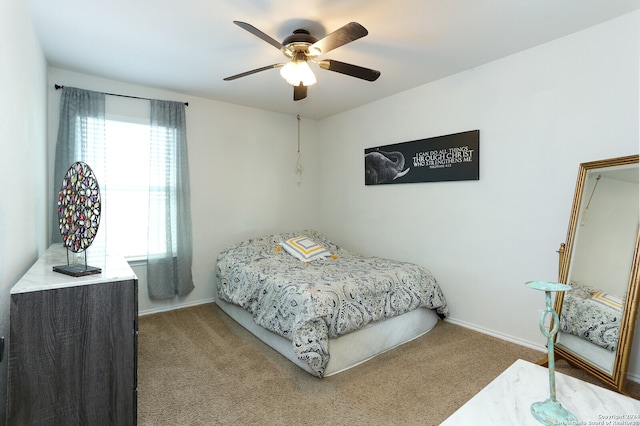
364, 130, 479, 185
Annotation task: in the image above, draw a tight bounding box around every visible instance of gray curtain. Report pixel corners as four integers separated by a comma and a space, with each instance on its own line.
52, 87, 106, 249
147, 100, 194, 299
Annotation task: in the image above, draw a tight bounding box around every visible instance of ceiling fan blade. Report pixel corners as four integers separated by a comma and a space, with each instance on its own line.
310, 22, 368, 55
318, 60, 381, 81
223, 64, 283, 81
293, 83, 307, 101
233, 21, 283, 50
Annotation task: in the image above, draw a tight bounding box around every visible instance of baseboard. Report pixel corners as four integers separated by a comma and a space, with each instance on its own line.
139, 297, 216, 316
445, 317, 547, 353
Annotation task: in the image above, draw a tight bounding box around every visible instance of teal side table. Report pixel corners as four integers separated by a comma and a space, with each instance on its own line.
526, 281, 578, 425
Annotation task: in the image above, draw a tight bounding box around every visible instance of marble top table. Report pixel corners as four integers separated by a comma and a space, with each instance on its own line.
441, 359, 640, 425
11, 244, 137, 294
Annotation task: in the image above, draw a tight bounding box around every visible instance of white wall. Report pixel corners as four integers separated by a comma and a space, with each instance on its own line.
317, 12, 640, 375
0, 0, 47, 419
47, 68, 322, 314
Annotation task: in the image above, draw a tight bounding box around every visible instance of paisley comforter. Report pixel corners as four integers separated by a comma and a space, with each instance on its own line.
559, 285, 622, 352
215, 230, 449, 377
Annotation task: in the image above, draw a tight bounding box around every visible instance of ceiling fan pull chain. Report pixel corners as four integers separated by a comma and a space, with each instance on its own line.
297, 114, 303, 184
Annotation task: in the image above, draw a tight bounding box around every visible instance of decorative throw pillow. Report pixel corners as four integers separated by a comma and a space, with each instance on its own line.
591, 290, 624, 311
281, 236, 331, 262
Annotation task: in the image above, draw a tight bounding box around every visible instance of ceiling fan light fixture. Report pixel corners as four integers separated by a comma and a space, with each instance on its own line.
280, 60, 317, 86
225, 21, 379, 100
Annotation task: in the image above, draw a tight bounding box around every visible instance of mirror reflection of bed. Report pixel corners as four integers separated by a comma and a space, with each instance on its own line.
554, 156, 639, 390
557, 281, 625, 375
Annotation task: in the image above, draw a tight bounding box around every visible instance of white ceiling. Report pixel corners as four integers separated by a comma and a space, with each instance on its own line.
27, 0, 640, 120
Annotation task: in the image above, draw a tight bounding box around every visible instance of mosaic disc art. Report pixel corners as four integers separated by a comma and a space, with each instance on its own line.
58, 161, 101, 253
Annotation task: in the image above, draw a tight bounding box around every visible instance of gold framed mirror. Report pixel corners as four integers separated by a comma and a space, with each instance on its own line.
554, 154, 639, 394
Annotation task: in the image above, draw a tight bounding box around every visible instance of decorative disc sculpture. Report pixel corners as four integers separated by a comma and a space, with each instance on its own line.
53, 161, 102, 277
526, 281, 578, 425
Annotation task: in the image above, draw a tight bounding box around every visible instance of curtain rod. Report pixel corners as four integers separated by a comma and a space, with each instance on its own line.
54, 84, 189, 106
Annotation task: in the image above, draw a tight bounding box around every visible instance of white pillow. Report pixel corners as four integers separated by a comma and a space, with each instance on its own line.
281, 236, 331, 262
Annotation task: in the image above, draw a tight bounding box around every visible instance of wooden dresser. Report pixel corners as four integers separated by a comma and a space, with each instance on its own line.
6, 245, 138, 425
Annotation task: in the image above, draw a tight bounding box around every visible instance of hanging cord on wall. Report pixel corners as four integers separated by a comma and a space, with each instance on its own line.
580, 174, 601, 226
296, 114, 303, 184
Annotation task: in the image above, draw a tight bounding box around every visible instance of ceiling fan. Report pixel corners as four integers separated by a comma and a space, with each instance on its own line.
223, 21, 381, 101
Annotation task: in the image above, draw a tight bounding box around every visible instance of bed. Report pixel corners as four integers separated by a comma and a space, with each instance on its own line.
557, 281, 624, 373
215, 230, 449, 377
559, 281, 623, 352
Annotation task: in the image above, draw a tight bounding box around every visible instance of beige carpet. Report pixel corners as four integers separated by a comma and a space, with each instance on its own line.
137, 303, 638, 425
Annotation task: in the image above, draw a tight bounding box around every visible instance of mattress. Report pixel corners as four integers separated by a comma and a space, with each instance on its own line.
556, 331, 616, 375
215, 296, 440, 376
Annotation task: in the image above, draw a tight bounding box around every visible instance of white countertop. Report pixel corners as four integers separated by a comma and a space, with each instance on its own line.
441, 359, 640, 425
11, 244, 137, 294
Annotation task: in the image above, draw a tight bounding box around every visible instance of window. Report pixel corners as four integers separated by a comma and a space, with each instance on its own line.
97, 116, 178, 259
104, 118, 151, 259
